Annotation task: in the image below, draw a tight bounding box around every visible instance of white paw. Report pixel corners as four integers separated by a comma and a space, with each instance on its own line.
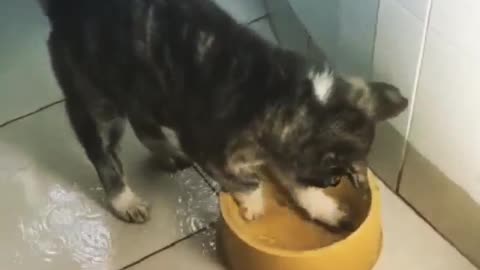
234, 186, 265, 221
294, 187, 348, 227
110, 187, 150, 223
242, 199, 265, 221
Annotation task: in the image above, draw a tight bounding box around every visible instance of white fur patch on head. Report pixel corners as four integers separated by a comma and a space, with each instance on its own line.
197, 31, 215, 62
308, 67, 334, 103
293, 187, 346, 227
234, 184, 265, 221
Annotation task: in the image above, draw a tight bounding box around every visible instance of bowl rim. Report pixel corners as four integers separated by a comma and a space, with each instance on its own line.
219, 172, 381, 258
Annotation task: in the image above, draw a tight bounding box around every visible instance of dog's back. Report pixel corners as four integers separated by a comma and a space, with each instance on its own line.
42, 0, 288, 127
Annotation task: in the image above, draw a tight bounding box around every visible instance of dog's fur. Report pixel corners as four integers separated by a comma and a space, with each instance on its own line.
40, 0, 408, 226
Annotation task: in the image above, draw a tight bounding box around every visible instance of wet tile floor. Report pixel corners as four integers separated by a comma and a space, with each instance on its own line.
0, 0, 476, 269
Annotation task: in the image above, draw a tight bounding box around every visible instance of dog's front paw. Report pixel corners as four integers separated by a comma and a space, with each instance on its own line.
240, 198, 265, 221
110, 187, 150, 223
294, 187, 350, 228
311, 204, 349, 228
234, 187, 265, 222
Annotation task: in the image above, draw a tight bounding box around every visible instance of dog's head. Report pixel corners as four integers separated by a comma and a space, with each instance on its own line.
269, 70, 408, 189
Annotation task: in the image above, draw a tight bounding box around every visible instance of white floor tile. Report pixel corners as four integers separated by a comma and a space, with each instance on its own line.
0, 104, 218, 270
130, 229, 223, 270
0, 0, 63, 125
214, 0, 267, 23
374, 181, 476, 270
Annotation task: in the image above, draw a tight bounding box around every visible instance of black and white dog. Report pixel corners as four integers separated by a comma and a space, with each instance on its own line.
39, 0, 407, 227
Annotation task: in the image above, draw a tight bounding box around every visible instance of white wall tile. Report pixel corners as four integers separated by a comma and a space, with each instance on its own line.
409, 28, 480, 203
372, 0, 428, 135
397, 0, 430, 21
266, 0, 309, 55
428, 0, 480, 58
214, 0, 266, 24
248, 18, 277, 45
287, 1, 339, 65
335, 0, 380, 78
289, 0, 379, 78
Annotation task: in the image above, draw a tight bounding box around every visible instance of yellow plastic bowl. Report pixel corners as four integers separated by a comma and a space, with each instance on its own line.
219, 170, 382, 270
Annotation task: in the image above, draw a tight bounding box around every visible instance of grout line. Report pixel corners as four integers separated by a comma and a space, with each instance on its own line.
368, 0, 382, 80
395, 0, 433, 193
371, 168, 477, 267
395, 191, 477, 267
192, 163, 219, 195
246, 13, 268, 25
119, 227, 208, 270
0, 99, 65, 128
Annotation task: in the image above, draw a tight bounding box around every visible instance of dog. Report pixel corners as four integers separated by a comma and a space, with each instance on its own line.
39, 0, 408, 227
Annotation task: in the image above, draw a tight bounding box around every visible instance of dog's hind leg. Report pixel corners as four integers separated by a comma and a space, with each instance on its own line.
48, 39, 149, 223
129, 111, 192, 171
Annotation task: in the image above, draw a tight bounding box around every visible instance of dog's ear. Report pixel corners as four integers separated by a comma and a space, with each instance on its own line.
345, 78, 408, 121
367, 82, 408, 121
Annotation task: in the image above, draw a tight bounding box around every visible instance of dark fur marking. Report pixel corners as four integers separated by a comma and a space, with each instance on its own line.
41, 0, 408, 223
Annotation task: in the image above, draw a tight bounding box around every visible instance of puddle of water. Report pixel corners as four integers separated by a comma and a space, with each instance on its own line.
19, 184, 111, 270
198, 228, 218, 257
174, 170, 219, 237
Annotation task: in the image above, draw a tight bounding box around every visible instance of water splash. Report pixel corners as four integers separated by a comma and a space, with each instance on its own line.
19, 184, 111, 270
198, 228, 218, 256
174, 169, 219, 236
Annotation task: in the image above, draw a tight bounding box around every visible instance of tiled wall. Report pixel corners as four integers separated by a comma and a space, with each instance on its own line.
372, 0, 430, 136
368, 0, 431, 189
406, 0, 480, 205
374, 0, 480, 201
288, 0, 379, 78
372, 0, 480, 265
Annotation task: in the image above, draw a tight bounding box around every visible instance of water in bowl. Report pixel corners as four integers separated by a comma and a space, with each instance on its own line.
235, 180, 370, 251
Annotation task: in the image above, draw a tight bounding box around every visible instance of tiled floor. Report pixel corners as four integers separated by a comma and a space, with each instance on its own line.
0, 0, 62, 125
0, 0, 476, 269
